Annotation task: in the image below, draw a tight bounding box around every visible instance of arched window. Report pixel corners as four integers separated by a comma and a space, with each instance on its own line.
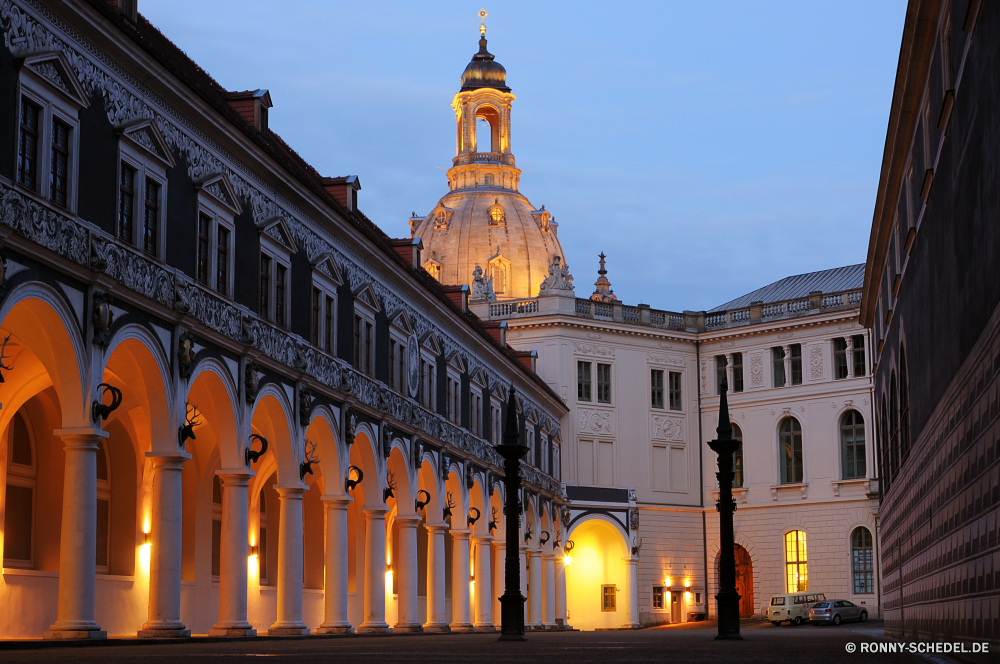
888, 371, 899, 478
851, 527, 874, 594
779, 418, 803, 484
879, 394, 889, 492
840, 411, 866, 480
483, 173, 494, 186
96, 440, 111, 574
258, 488, 268, 586
212, 475, 222, 580
899, 347, 911, 464
476, 116, 493, 153
731, 423, 744, 488
490, 261, 507, 295
4, 411, 36, 568
784, 530, 808, 592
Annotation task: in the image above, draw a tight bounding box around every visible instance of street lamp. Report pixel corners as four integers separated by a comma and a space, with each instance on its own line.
495, 388, 528, 641
707, 379, 742, 640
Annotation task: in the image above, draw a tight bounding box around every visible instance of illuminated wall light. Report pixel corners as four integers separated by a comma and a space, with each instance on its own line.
563, 555, 572, 566
684, 578, 691, 588
139, 542, 151, 573
470, 580, 475, 597
665, 576, 672, 587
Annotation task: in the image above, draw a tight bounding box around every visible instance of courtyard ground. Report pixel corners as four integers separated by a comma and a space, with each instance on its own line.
0, 620, 990, 664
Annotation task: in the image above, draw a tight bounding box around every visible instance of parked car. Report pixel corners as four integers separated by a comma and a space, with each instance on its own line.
767, 592, 827, 626
809, 600, 868, 625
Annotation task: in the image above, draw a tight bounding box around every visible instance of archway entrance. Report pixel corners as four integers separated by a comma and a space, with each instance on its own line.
734, 545, 753, 617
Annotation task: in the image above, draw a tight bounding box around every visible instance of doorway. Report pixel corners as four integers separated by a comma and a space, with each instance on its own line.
734, 544, 754, 617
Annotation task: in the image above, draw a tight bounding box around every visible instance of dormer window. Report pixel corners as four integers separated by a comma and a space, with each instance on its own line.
257, 216, 296, 326
118, 120, 176, 259
195, 174, 241, 295
488, 199, 505, 226
423, 259, 443, 281
15, 52, 89, 212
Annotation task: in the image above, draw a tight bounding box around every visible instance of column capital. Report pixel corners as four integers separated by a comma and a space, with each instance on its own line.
145, 452, 192, 469
491, 538, 506, 547
54, 427, 108, 448
362, 508, 388, 519
216, 469, 255, 486
449, 528, 472, 539
472, 535, 494, 545
394, 515, 422, 526
274, 485, 308, 499
321, 495, 353, 508
424, 523, 449, 533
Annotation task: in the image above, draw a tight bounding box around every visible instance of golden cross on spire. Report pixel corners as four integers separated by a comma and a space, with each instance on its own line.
479, 9, 487, 36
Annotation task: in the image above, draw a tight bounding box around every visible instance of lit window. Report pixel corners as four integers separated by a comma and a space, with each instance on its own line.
653, 586, 665, 610
784, 530, 808, 592
602, 584, 617, 611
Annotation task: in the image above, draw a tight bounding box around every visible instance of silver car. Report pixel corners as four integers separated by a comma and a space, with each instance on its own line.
809, 600, 868, 625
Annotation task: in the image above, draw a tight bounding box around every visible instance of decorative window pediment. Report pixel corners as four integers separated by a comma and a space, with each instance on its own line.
352, 282, 382, 312
487, 250, 511, 296
487, 198, 506, 226
19, 51, 89, 108
310, 253, 344, 286
257, 215, 296, 253
420, 331, 442, 356
389, 309, 415, 336
470, 368, 488, 389
432, 206, 454, 231
531, 205, 552, 233
423, 259, 442, 281
118, 119, 175, 169
198, 174, 243, 216
447, 351, 467, 374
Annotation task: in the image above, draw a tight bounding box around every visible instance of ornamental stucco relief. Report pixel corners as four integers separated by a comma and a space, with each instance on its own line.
749, 352, 764, 387
646, 352, 684, 366
651, 414, 684, 442
578, 409, 613, 435
809, 344, 824, 380
573, 343, 614, 357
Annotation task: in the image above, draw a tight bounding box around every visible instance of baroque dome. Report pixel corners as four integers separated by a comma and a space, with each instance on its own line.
460, 37, 510, 92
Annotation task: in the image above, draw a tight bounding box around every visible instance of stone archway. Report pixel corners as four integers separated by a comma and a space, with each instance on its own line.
734, 544, 754, 618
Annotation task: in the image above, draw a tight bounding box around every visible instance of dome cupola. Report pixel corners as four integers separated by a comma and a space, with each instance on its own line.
460, 36, 510, 92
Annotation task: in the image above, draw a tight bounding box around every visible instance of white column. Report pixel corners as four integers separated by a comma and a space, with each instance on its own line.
555, 555, 569, 628
139, 453, 191, 637
782, 344, 792, 387
622, 557, 640, 628
542, 552, 556, 628
519, 544, 528, 623
449, 529, 473, 632
210, 470, 256, 636
358, 508, 388, 633
472, 536, 494, 631
491, 538, 505, 626
317, 496, 352, 634
527, 549, 542, 628
268, 486, 309, 635
423, 524, 449, 632
45, 429, 108, 640
846, 337, 855, 379
725, 353, 734, 392
394, 516, 422, 632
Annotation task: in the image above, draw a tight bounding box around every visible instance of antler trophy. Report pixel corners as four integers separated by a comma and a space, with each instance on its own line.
488, 506, 498, 533
383, 469, 398, 503
345, 465, 364, 492
0, 334, 14, 383
299, 439, 320, 480
443, 492, 456, 520
245, 433, 268, 466
468, 506, 481, 528
178, 401, 202, 449
91, 383, 123, 422
415, 489, 431, 513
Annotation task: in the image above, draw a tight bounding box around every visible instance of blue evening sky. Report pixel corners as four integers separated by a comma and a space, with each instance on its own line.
142, 1, 906, 312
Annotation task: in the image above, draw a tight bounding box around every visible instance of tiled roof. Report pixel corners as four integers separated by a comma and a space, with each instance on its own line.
709, 264, 865, 312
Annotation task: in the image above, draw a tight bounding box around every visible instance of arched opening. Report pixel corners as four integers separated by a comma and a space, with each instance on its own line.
716, 544, 754, 617
384, 444, 413, 628
475, 105, 499, 153
345, 427, 383, 628
564, 517, 628, 631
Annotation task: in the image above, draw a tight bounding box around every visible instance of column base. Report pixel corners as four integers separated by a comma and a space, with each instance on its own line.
208, 626, 257, 637
619, 623, 641, 629
422, 623, 451, 633
356, 622, 390, 634
526, 623, 544, 631
44, 629, 107, 640
449, 622, 474, 633
542, 622, 558, 629
267, 627, 310, 636
316, 623, 354, 635
392, 623, 423, 633
137, 628, 192, 638
473, 623, 496, 632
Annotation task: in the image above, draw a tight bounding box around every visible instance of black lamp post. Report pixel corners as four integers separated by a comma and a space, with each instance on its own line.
496, 388, 528, 641
708, 379, 743, 640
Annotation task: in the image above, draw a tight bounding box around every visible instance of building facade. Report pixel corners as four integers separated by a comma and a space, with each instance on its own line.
0, 0, 566, 639
861, 0, 999, 646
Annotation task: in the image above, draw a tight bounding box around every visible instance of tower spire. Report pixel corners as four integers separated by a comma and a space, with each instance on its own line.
479, 8, 487, 37
590, 252, 617, 302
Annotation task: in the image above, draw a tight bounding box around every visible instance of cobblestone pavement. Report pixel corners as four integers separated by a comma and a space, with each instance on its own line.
0, 620, 989, 664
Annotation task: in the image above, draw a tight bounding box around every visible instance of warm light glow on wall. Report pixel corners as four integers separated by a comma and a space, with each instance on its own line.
665, 576, 672, 586
563, 555, 572, 566
139, 542, 151, 573
385, 570, 393, 590
143, 516, 151, 535
684, 578, 691, 588
470, 580, 475, 597
685, 591, 691, 600
248, 553, 259, 577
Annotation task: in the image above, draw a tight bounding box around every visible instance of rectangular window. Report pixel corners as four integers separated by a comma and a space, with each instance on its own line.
715, 355, 727, 392
784, 530, 808, 593
668, 371, 682, 410
216, 226, 229, 296
772, 347, 786, 387
389, 340, 396, 388
211, 518, 222, 579
142, 178, 159, 255
197, 214, 211, 285
50, 118, 69, 206
275, 264, 287, 328
596, 363, 611, 404
602, 584, 617, 611
96, 498, 110, 571
364, 321, 373, 374
653, 586, 664, 610
354, 316, 362, 368
732, 353, 743, 392
311, 288, 321, 346
833, 338, 848, 380
119, 162, 136, 243
259, 254, 271, 320
258, 526, 267, 585
852, 335, 866, 376
325, 296, 335, 353
790, 344, 802, 385
2, 484, 33, 565
17, 98, 40, 190
651, 369, 664, 409
577, 361, 591, 402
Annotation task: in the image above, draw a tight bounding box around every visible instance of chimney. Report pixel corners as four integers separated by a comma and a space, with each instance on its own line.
222, 89, 273, 133
441, 284, 470, 313
513, 349, 535, 374
113, 0, 137, 22
390, 237, 423, 269
321, 176, 361, 212
481, 321, 506, 346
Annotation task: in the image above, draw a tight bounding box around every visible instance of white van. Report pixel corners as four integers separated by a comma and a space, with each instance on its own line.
767, 592, 827, 626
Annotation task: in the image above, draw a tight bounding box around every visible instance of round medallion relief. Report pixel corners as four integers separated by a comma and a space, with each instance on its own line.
407, 333, 420, 398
